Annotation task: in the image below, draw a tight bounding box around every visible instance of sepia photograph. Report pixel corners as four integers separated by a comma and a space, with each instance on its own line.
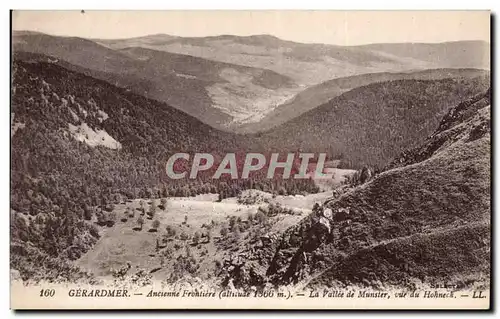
9, 10, 491, 310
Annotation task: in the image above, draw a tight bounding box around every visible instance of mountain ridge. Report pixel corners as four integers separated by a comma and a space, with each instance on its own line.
240, 68, 490, 133
257, 75, 490, 168
13, 31, 490, 133
13, 33, 298, 130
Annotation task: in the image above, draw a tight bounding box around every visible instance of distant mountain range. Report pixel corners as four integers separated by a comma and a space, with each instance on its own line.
13, 31, 490, 132
95, 34, 490, 85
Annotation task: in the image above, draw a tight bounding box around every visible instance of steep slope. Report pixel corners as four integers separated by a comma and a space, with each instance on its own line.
263, 89, 490, 289
242, 68, 490, 133
10, 58, 325, 282
9, 58, 252, 281
12, 32, 297, 130
97, 35, 490, 87
11, 58, 247, 156
258, 76, 490, 168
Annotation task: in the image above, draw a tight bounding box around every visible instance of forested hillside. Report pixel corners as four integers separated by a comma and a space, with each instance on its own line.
13, 32, 298, 130
10, 51, 490, 283
256, 88, 491, 290
244, 68, 490, 133
258, 76, 490, 168
10, 58, 317, 281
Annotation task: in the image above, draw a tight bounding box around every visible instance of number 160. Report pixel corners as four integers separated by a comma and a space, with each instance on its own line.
39, 289, 55, 297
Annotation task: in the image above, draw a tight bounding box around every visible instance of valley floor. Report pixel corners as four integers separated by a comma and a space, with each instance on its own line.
76, 190, 334, 283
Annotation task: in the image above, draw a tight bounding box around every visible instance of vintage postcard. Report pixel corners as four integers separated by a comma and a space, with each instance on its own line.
10, 10, 491, 310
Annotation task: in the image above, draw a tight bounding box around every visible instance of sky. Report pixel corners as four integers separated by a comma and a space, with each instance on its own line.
12, 10, 490, 46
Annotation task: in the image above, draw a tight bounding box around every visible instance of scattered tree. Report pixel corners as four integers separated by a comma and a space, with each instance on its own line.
106, 212, 117, 227
139, 200, 145, 214
152, 219, 160, 230
148, 200, 157, 219
206, 229, 212, 243
166, 225, 177, 237
160, 198, 167, 210
192, 231, 201, 245
137, 216, 145, 231
83, 205, 93, 221
180, 232, 189, 241
128, 208, 135, 218
96, 210, 107, 226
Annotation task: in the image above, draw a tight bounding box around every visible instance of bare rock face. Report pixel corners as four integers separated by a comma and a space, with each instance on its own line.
218, 246, 274, 291
318, 217, 331, 234
261, 206, 339, 286
323, 208, 333, 219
